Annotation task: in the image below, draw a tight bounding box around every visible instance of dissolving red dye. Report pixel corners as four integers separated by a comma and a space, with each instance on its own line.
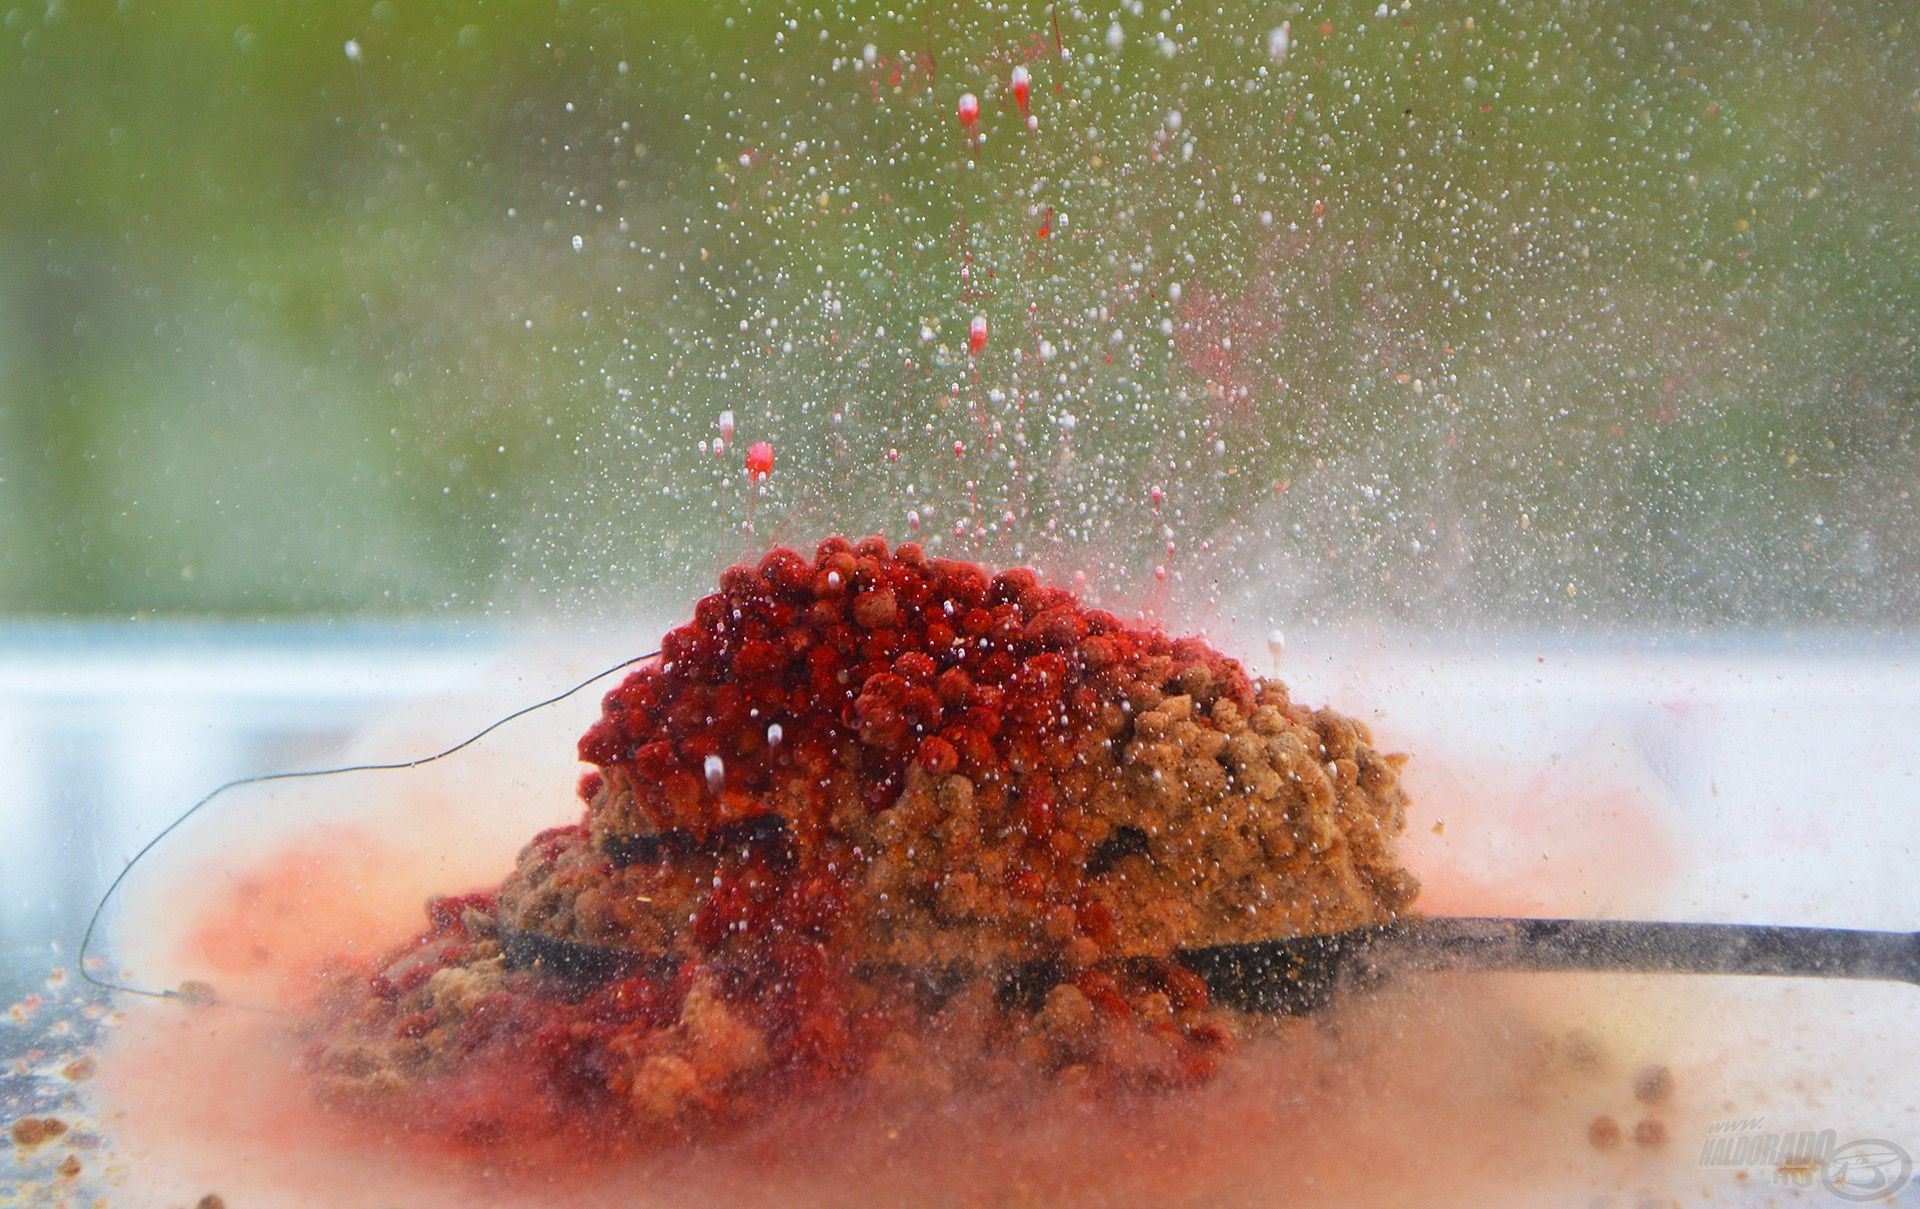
745, 440, 775, 480
957, 91, 980, 129
1010, 65, 1031, 114
969, 313, 989, 356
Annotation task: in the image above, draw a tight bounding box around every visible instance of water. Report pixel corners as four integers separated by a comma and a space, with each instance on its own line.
5, 626, 1917, 1204
3, 1, 1916, 625
0, 624, 497, 1005
5, 0, 1918, 1202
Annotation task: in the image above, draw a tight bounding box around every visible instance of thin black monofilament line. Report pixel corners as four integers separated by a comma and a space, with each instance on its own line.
76, 650, 660, 1002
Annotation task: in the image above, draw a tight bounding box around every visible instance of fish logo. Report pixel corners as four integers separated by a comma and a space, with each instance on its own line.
1821, 1138, 1914, 1203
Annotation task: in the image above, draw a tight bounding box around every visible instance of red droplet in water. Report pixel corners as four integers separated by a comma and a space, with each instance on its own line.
969, 314, 989, 356
1036, 206, 1054, 239
1010, 66, 1031, 114
957, 92, 980, 127
745, 441, 775, 480
1149, 485, 1165, 510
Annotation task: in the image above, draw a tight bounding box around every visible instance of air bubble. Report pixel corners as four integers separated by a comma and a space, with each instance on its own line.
1267, 22, 1291, 64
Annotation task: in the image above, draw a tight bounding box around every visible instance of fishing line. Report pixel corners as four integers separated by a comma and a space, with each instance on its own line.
77, 651, 660, 1003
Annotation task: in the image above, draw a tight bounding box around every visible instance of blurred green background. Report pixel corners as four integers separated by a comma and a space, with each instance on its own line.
3, 0, 1916, 627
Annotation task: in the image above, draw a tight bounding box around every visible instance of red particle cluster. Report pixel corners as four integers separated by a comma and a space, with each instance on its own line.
579, 536, 1253, 851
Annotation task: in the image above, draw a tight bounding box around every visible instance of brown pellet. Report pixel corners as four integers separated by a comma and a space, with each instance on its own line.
9, 1117, 67, 1148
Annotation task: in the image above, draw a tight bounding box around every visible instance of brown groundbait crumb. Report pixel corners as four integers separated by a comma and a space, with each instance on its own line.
61, 1056, 97, 1082
305, 540, 1420, 1149
195, 1196, 228, 1209
10, 1116, 68, 1148
1634, 1118, 1669, 1148
56, 1153, 82, 1179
